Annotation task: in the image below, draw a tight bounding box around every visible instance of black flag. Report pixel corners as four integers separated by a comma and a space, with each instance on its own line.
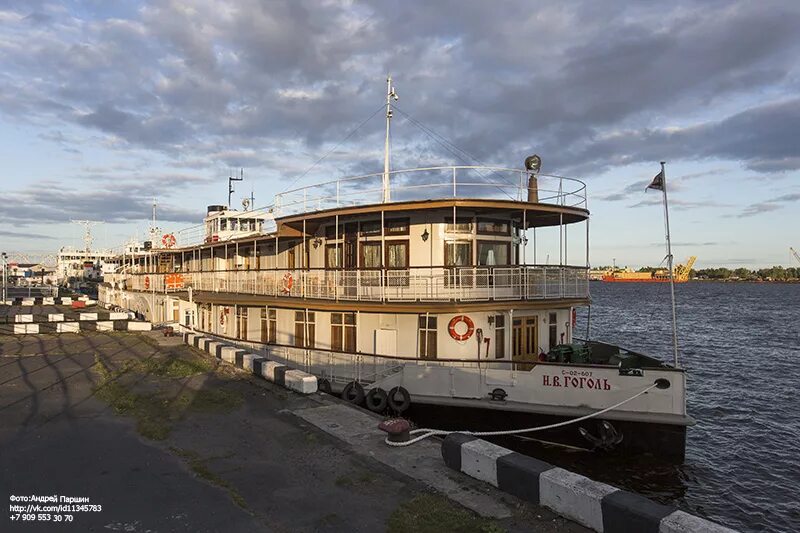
646, 170, 664, 191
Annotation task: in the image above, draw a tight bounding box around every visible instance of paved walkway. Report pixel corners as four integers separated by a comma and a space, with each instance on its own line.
0, 331, 584, 532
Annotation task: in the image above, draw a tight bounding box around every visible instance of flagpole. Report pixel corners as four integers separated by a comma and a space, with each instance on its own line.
661, 161, 679, 368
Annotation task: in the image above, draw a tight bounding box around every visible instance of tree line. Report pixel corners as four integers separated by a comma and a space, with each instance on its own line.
689, 266, 799, 281
595, 265, 800, 281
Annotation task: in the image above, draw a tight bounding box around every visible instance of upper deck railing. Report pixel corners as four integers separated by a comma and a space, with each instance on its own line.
160, 166, 586, 250
274, 166, 587, 218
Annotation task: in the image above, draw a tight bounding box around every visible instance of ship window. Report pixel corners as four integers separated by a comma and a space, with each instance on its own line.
325, 244, 342, 269
236, 306, 248, 340
268, 309, 276, 344
220, 219, 227, 231
418, 315, 437, 359
294, 310, 315, 348
445, 241, 472, 267
548, 312, 558, 350
477, 219, 510, 235
477, 241, 510, 266
325, 224, 343, 239
360, 221, 381, 236
385, 218, 409, 235
361, 242, 381, 268
331, 312, 357, 352
445, 217, 472, 233
495, 315, 505, 359
385, 241, 409, 268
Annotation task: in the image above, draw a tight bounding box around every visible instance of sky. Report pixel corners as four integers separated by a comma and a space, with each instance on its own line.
0, 0, 798, 268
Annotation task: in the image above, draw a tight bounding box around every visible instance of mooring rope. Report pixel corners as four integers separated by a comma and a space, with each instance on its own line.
384, 382, 660, 447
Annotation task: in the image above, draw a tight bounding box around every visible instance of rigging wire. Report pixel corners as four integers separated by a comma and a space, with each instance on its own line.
280, 103, 386, 194
392, 105, 518, 200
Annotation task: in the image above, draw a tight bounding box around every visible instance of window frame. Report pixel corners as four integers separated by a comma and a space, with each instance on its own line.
418, 314, 438, 359
384, 239, 410, 269
477, 218, 511, 236
384, 218, 410, 236
331, 312, 357, 353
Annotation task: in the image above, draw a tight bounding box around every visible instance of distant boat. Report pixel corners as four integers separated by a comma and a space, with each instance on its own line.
602, 256, 696, 283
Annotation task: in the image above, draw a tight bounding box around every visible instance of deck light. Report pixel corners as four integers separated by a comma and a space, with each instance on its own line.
421, 228, 429, 242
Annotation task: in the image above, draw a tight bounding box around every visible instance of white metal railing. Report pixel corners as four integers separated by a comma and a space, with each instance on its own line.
140, 166, 586, 251
273, 166, 587, 219
116, 266, 589, 302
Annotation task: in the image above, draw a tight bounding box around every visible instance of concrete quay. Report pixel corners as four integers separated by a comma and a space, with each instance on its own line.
0, 330, 584, 532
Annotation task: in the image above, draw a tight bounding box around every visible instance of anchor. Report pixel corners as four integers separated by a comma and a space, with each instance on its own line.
579, 421, 623, 451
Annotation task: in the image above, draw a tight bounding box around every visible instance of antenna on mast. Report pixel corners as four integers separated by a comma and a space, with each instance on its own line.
148, 198, 160, 242
383, 75, 398, 203
228, 168, 244, 208
71, 220, 101, 253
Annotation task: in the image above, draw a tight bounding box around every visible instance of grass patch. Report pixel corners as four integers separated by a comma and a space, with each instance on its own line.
187, 387, 243, 412
134, 354, 215, 378
92, 354, 241, 441
171, 448, 249, 510
388, 493, 505, 533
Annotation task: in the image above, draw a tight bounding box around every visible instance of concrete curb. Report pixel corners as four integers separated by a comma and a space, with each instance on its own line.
1, 297, 79, 306
183, 332, 317, 395
442, 434, 737, 532
7, 320, 152, 334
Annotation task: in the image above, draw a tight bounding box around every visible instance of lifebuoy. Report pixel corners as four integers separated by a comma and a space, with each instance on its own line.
162, 233, 177, 249
219, 307, 228, 326
448, 315, 475, 342
281, 272, 293, 294
144, 275, 150, 290
387, 386, 411, 413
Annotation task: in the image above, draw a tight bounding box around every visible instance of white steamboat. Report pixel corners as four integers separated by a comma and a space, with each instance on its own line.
101, 80, 692, 457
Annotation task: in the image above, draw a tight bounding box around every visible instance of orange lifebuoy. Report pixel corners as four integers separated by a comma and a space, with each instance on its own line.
282, 272, 293, 294
219, 307, 229, 326
144, 275, 150, 290
448, 315, 475, 342
162, 233, 177, 248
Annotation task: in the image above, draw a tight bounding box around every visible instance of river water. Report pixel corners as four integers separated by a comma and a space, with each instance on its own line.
548, 281, 800, 532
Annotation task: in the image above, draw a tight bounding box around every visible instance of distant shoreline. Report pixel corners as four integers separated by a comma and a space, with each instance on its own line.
591, 279, 800, 284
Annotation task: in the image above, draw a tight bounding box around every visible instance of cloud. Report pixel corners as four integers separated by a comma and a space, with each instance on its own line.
0, 1, 796, 171
0, 229, 56, 240
738, 192, 800, 217
0, 0, 798, 239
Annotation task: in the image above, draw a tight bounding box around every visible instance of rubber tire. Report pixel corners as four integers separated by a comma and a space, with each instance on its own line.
341, 381, 365, 405
365, 388, 388, 412
318, 378, 332, 395
387, 386, 411, 413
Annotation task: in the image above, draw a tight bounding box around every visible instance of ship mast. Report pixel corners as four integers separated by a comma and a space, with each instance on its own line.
382, 75, 398, 203
661, 162, 679, 368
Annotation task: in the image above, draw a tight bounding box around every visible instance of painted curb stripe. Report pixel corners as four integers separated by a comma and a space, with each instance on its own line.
601, 490, 675, 533
441, 433, 477, 473
496, 452, 554, 505
273, 365, 287, 386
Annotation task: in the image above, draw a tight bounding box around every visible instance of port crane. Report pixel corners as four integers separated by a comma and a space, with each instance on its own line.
672, 255, 696, 282
791, 247, 800, 265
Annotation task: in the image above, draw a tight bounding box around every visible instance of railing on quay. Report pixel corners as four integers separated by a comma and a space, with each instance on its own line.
110, 265, 589, 302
